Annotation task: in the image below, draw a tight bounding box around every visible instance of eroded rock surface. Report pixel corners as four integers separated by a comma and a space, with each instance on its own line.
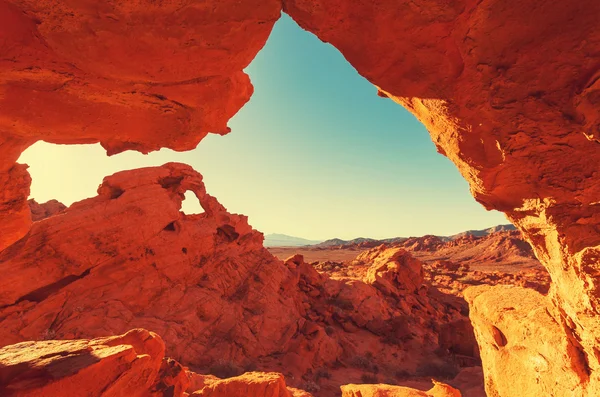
283, 1, 600, 393
465, 285, 587, 396
0, 329, 169, 396
0, 0, 281, 250
0, 0, 598, 394
0, 163, 303, 370
0, 329, 311, 397
28, 199, 66, 222
341, 382, 461, 397
0, 164, 479, 395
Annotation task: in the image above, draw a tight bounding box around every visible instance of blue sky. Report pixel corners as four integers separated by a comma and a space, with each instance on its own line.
20, 14, 507, 240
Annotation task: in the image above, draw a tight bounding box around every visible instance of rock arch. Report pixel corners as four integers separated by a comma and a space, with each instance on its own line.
0, 0, 598, 395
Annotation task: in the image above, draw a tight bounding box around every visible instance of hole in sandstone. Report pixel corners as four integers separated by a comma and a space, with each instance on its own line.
181, 190, 205, 215
491, 325, 508, 348
163, 221, 179, 232
108, 186, 124, 199
18, 14, 507, 243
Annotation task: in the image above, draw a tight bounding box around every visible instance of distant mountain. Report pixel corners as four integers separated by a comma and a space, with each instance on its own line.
448, 224, 516, 240
266, 224, 517, 249
313, 237, 378, 248
264, 234, 323, 247
297, 224, 517, 248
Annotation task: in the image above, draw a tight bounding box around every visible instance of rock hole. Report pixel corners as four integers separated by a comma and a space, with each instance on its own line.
108, 186, 124, 199
159, 175, 184, 189
491, 325, 507, 348
181, 190, 205, 215
163, 221, 179, 232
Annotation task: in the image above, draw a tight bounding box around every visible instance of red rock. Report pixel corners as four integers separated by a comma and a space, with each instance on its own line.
357, 246, 424, 294
1, 1, 597, 392
0, 329, 167, 396
0, 171, 477, 395
0, 164, 32, 252
0, 0, 281, 249
340, 381, 461, 397
283, 2, 600, 392
28, 199, 67, 222
0, 0, 280, 154
446, 367, 486, 397
0, 163, 307, 372
189, 372, 306, 397
0, 329, 311, 397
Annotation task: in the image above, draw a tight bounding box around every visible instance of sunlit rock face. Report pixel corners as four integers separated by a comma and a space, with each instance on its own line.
0, 329, 171, 396
0, 0, 598, 395
465, 285, 587, 397
0, 0, 281, 250
0, 163, 306, 369
283, 1, 600, 395
0, 164, 476, 395
0, 329, 305, 397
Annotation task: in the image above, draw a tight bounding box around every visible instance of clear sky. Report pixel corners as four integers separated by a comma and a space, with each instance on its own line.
19, 14, 507, 240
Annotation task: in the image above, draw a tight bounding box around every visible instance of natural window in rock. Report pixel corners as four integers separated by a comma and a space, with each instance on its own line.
18, 14, 505, 241
181, 191, 205, 215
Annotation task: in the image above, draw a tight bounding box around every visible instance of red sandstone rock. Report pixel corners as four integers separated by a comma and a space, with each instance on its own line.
357, 246, 425, 294
0, 164, 31, 252
0, 163, 305, 371
282, 2, 600, 393
0, 0, 281, 249
340, 381, 461, 397
0, 329, 312, 397
0, 164, 477, 396
0, 329, 167, 396
189, 372, 306, 397
1, 1, 596, 393
28, 199, 66, 222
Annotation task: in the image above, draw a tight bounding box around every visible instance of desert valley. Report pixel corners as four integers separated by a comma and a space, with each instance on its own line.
0, 1, 598, 397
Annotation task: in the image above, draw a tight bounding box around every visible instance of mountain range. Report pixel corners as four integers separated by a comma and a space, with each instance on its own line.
263, 224, 516, 247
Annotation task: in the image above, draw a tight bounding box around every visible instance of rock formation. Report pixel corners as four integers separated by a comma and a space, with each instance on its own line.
465, 285, 590, 396
0, 329, 306, 397
1, 328, 471, 397
28, 199, 66, 222
0, 0, 281, 250
0, 0, 598, 395
0, 163, 306, 369
0, 163, 479, 395
0, 328, 174, 396
281, 1, 600, 395
341, 382, 461, 397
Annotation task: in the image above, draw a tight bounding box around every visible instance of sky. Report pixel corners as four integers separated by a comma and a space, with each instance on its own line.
19, 14, 507, 241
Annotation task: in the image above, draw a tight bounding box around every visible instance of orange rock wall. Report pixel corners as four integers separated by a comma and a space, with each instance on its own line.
0, 0, 599, 395
0, 0, 281, 250
282, 1, 600, 394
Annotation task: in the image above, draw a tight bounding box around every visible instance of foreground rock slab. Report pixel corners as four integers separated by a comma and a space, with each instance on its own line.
465, 285, 587, 396
0, 329, 167, 396
0, 330, 311, 397
341, 382, 461, 397
189, 372, 308, 397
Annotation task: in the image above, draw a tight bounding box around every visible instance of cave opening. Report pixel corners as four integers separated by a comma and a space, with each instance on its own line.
18, 13, 506, 242
181, 190, 205, 215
